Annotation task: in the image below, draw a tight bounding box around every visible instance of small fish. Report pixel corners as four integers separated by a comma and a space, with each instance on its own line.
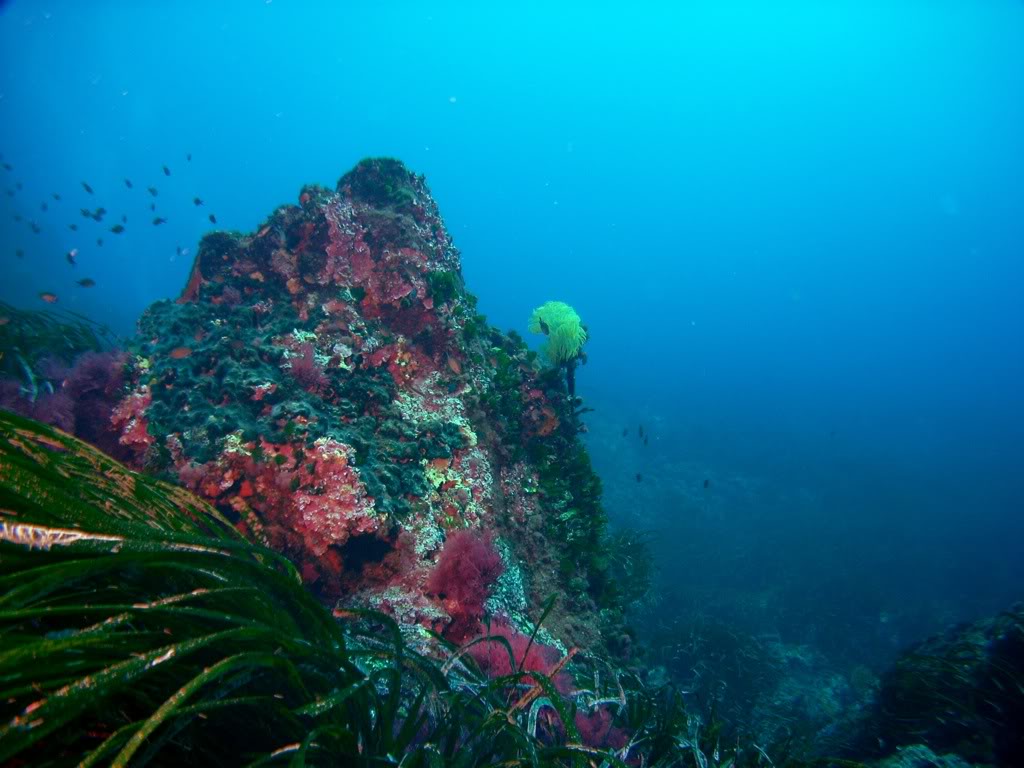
169, 346, 193, 359
66, 248, 78, 266
193, 197, 204, 206
208, 213, 217, 224
635, 473, 643, 483
186, 152, 192, 162
162, 165, 171, 176
15, 249, 24, 259
91, 207, 106, 221
1, 162, 11, 171
96, 237, 104, 247
12, 213, 22, 222
152, 216, 167, 226
39, 292, 58, 303
5, 189, 13, 197
175, 244, 183, 257
150, 202, 157, 211
40, 201, 48, 212
68, 223, 78, 231
121, 214, 128, 224
622, 428, 628, 437
643, 436, 648, 446
638, 425, 644, 438
703, 479, 710, 490
76, 278, 96, 288
110, 224, 125, 234
124, 178, 133, 188
30, 222, 41, 234
80, 208, 92, 218
147, 186, 158, 196
81, 181, 94, 194
51, 192, 61, 201
15, 181, 23, 190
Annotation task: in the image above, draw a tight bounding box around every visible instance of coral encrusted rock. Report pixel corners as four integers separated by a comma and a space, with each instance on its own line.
111, 158, 622, 655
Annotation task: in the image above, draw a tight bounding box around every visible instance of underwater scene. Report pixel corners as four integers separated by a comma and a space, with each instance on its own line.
1, 2, 1023, 766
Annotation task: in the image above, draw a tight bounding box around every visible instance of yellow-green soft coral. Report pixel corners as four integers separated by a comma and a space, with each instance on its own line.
528, 301, 587, 365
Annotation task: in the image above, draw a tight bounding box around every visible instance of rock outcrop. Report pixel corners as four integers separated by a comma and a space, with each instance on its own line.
110, 158, 627, 656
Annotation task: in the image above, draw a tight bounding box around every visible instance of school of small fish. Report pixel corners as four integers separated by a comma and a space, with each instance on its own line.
1, 151, 219, 304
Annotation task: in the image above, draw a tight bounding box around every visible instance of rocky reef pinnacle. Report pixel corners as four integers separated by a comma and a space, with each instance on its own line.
110, 158, 628, 657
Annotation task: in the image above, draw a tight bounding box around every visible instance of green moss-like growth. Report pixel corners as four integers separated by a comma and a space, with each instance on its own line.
426, 269, 462, 306
337, 157, 419, 211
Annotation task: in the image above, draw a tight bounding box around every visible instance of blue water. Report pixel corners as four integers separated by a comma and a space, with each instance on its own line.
2, 1, 1023, 668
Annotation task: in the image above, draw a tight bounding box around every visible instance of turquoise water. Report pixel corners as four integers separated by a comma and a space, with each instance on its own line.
1, 0, 1022, 671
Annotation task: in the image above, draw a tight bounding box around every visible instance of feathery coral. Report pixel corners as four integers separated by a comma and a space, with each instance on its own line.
528, 301, 587, 365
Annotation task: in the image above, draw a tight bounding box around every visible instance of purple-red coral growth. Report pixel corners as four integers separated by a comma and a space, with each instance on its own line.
427, 529, 504, 642
288, 343, 329, 394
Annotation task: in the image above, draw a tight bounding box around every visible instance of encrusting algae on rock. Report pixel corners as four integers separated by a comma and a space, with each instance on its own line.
96, 157, 635, 660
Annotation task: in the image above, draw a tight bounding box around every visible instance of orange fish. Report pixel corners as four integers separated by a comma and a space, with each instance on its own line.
169, 346, 193, 359
39, 292, 58, 303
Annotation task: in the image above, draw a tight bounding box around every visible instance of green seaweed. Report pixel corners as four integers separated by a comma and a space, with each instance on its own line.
0, 408, 762, 767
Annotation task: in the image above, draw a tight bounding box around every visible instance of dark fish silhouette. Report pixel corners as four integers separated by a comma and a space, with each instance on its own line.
208, 213, 217, 224
76, 278, 96, 288
635, 473, 643, 483
52, 192, 61, 200
643, 436, 648, 446
193, 197, 204, 206
80, 208, 91, 218
638, 425, 644, 438
162, 165, 171, 176
702, 479, 710, 490
81, 181, 94, 194
152, 216, 167, 226
150, 202, 156, 211
5, 189, 13, 197
121, 214, 128, 223
15, 249, 24, 258
622, 428, 628, 437
147, 186, 158, 196
1, 162, 11, 171
12, 214, 21, 222
96, 237, 104, 246
29, 222, 41, 234
90, 208, 106, 222
109, 224, 125, 234
186, 152, 192, 162
40, 202, 48, 212
66, 248, 78, 266
15, 181, 23, 190
68, 223, 78, 231
124, 178, 133, 188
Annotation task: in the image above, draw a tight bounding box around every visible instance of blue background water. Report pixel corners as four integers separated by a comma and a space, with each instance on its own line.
2, 0, 1022, 668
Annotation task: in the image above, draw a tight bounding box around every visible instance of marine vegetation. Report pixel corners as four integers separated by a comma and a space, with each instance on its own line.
843, 604, 1024, 767
0, 408, 756, 766
528, 300, 588, 396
